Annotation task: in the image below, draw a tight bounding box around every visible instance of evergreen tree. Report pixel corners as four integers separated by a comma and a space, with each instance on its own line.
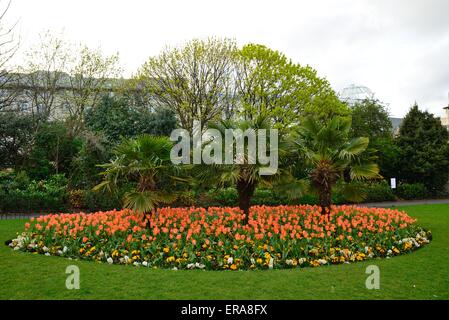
350, 99, 398, 179
396, 104, 449, 194
350, 99, 392, 140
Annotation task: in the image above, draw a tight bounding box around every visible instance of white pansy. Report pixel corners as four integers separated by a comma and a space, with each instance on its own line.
317, 259, 328, 265
142, 261, 148, 267
268, 258, 274, 269
227, 257, 233, 265
107, 257, 113, 264
10, 235, 28, 249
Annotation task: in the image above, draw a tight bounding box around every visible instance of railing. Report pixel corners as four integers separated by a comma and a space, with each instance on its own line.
0, 213, 45, 220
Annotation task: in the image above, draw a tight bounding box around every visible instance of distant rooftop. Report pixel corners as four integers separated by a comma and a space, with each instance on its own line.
390, 117, 403, 133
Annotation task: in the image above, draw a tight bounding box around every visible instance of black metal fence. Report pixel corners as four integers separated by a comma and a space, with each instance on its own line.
0, 213, 45, 220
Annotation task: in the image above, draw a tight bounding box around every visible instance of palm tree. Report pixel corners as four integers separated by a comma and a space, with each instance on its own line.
194, 116, 294, 223
295, 116, 380, 214
94, 135, 184, 215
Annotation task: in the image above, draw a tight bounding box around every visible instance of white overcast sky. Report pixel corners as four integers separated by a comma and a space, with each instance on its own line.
4, 0, 449, 117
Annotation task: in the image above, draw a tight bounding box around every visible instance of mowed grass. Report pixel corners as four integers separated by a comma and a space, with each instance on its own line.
0, 204, 448, 300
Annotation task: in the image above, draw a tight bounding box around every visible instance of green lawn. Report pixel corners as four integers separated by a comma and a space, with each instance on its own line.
0, 204, 448, 300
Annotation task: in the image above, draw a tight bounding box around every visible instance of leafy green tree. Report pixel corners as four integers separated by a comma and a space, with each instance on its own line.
70, 131, 110, 188
396, 104, 449, 194
0, 112, 34, 168
295, 116, 380, 214
237, 44, 349, 129
350, 99, 392, 140
85, 94, 178, 142
371, 137, 401, 180
85, 95, 138, 142
350, 99, 398, 180
137, 106, 178, 137
24, 121, 81, 180
94, 135, 184, 214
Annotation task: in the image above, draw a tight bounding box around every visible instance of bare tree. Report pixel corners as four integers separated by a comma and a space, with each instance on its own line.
136, 38, 239, 132
0, 0, 20, 111
20, 31, 70, 128
64, 45, 122, 136
20, 32, 121, 136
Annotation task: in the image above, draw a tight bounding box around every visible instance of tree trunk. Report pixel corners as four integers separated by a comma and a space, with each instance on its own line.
236, 179, 256, 224
310, 161, 337, 216
318, 187, 332, 215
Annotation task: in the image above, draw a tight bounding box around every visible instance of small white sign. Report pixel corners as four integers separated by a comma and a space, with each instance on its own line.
390, 178, 396, 189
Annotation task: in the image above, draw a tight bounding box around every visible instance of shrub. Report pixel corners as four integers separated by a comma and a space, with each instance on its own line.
251, 188, 278, 205
24, 122, 82, 180
207, 188, 238, 206
0, 171, 68, 212
68, 189, 85, 209
0, 112, 34, 169
170, 191, 196, 207
363, 181, 396, 202
85, 95, 178, 141
205, 187, 321, 207
396, 183, 428, 200
81, 190, 123, 212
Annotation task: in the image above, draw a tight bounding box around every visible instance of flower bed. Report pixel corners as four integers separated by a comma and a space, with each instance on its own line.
9, 205, 431, 270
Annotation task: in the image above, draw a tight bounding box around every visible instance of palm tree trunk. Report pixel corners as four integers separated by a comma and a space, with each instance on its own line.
237, 179, 256, 224
318, 187, 332, 215
311, 162, 336, 215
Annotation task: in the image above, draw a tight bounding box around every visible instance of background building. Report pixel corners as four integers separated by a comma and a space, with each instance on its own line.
441, 101, 449, 130
339, 84, 449, 133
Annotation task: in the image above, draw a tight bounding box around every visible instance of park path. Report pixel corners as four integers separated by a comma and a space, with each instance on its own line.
1, 199, 449, 220
361, 198, 449, 208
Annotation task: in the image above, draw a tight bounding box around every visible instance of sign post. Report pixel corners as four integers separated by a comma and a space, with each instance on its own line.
390, 178, 396, 189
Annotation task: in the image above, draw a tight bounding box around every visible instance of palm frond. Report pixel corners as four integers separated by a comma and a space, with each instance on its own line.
123, 190, 176, 214
340, 137, 369, 159
350, 162, 381, 181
